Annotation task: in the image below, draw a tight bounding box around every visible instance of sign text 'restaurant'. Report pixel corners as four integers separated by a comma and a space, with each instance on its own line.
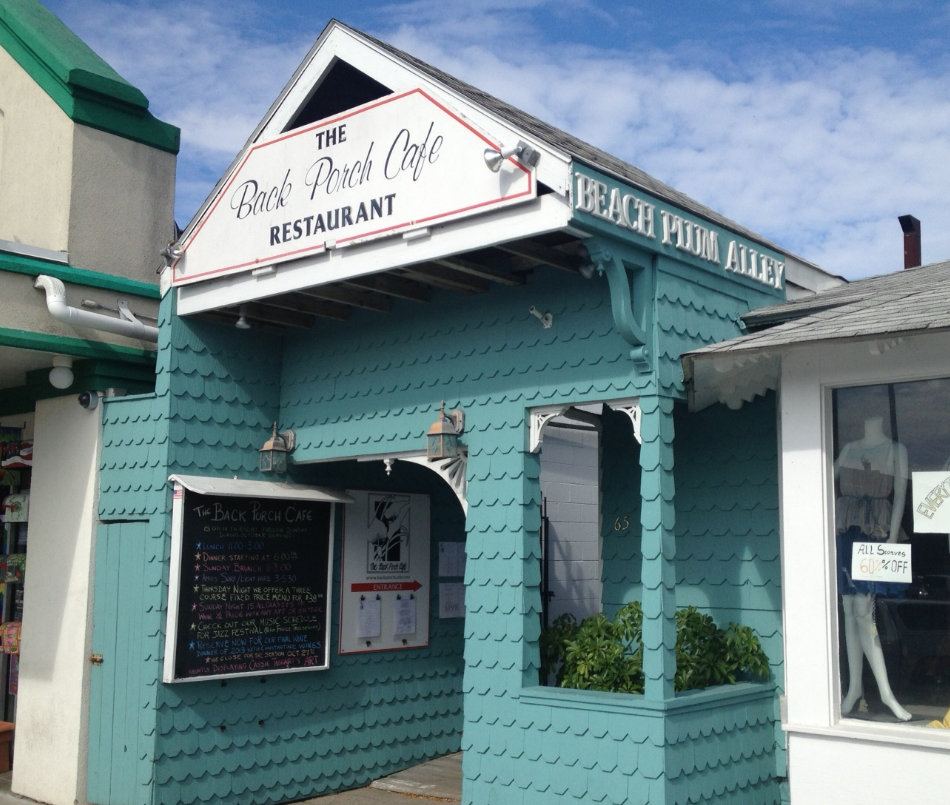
174, 89, 535, 286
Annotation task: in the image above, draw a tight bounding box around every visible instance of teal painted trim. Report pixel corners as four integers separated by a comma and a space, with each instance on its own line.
0, 357, 155, 415
0, 0, 180, 153
1, 250, 160, 298
101, 391, 159, 405
0, 327, 156, 362
571, 162, 786, 299
520, 681, 776, 714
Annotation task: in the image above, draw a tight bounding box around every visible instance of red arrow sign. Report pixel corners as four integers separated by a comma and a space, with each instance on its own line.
350, 580, 422, 593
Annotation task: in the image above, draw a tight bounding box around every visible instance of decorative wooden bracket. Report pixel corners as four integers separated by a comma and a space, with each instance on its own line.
529, 397, 641, 452
586, 240, 654, 374
402, 450, 469, 516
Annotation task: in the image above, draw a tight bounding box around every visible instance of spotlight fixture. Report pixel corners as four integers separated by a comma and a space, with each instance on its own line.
235, 305, 251, 330
49, 355, 74, 389
160, 242, 184, 261
483, 140, 540, 172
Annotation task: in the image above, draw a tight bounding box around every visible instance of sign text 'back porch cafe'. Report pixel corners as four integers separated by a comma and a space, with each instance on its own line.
172, 89, 536, 286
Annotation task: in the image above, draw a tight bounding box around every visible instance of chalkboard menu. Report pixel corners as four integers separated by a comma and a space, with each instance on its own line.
164, 485, 335, 682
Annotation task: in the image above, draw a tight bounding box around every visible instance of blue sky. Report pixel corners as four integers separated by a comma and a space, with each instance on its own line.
41, 0, 950, 278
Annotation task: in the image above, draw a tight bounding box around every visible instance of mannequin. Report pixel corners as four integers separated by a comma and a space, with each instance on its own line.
834, 416, 912, 721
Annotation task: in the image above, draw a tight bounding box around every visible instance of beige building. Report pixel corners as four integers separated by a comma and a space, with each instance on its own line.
0, 1, 177, 802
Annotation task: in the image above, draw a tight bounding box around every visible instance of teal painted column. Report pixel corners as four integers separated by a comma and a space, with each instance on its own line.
460, 405, 541, 805
638, 394, 676, 701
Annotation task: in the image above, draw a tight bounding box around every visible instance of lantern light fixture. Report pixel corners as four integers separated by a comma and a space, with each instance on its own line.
259, 422, 295, 473
427, 402, 464, 461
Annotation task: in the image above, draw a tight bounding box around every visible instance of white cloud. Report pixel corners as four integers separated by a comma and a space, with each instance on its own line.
379, 19, 950, 278
48, 0, 950, 278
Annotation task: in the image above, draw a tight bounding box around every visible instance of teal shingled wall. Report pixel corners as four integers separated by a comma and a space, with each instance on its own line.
96, 296, 468, 805
95, 238, 784, 804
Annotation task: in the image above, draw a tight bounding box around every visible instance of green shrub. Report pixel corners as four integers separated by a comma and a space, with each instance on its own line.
540, 602, 769, 693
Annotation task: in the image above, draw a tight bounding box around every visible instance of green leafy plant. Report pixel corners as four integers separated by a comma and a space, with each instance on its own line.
540, 602, 769, 694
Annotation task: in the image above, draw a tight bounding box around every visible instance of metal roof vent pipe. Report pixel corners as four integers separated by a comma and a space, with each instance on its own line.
898, 214, 921, 269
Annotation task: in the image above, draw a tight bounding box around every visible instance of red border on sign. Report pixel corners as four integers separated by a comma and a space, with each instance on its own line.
172, 88, 534, 286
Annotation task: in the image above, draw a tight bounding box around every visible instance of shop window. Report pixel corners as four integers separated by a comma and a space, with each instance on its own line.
832, 380, 950, 727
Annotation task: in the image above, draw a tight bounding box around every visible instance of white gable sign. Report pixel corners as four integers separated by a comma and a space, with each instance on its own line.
172, 89, 536, 286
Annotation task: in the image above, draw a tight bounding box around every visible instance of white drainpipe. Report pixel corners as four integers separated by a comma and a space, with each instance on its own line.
34, 274, 159, 343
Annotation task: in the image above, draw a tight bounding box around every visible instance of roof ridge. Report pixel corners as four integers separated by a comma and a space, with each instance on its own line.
336, 21, 804, 260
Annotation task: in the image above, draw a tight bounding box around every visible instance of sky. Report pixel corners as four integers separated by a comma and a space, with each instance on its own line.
40, 0, 950, 279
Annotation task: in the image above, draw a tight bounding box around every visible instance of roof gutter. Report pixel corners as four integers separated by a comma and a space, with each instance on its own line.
34, 274, 159, 343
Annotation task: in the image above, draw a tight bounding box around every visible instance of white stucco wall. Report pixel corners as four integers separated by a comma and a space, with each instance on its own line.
539, 426, 602, 621
0, 47, 177, 279
0, 48, 73, 253
12, 396, 100, 805
779, 333, 950, 802
70, 124, 177, 280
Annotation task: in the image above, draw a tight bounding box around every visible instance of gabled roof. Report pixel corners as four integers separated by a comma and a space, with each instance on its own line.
357, 23, 794, 258
692, 259, 950, 356
0, 0, 179, 153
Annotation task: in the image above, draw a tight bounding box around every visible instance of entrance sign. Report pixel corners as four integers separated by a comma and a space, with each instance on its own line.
163, 476, 346, 682
173, 89, 536, 286
340, 490, 430, 654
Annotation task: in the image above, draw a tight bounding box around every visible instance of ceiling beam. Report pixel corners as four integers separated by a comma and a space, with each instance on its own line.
396, 264, 489, 294
297, 284, 392, 313
261, 294, 352, 322
495, 239, 585, 273
190, 310, 283, 334
242, 302, 317, 329
430, 255, 524, 286
343, 274, 431, 303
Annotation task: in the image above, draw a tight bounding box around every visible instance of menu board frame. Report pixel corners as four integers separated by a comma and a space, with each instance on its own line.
163, 475, 348, 683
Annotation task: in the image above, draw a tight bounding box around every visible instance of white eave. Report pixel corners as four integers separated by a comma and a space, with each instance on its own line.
169, 474, 353, 503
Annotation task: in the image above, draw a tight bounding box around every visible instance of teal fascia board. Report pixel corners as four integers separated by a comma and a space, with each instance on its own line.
570, 161, 786, 300
0, 0, 180, 153
0, 250, 159, 299
0, 327, 156, 363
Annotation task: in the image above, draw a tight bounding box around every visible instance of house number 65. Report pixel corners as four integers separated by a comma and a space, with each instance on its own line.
614, 515, 630, 532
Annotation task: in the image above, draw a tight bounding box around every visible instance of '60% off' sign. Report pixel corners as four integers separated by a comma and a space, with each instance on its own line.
851, 542, 912, 584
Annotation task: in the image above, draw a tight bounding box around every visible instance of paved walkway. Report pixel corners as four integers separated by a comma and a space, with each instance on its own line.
303, 754, 462, 804
0, 753, 462, 805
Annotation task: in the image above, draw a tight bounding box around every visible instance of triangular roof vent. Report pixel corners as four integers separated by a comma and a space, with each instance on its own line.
285, 58, 392, 132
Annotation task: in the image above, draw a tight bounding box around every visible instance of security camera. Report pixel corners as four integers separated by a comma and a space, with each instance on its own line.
78, 391, 100, 410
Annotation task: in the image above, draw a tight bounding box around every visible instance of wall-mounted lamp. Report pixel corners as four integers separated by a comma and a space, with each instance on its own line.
235, 305, 251, 330
259, 422, 295, 473
483, 140, 541, 172
427, 402, 464, 461
49, 355, 74, 389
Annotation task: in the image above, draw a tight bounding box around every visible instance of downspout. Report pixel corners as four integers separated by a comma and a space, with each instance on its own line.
34, 275, 158, 343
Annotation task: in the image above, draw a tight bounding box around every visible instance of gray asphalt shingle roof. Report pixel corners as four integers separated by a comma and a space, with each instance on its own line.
355, 23, 795, 257
690, 259, 950, 355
